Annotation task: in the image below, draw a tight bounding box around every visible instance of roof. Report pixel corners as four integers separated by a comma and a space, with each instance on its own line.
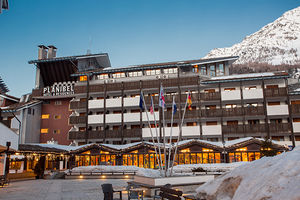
0, 94, 19, 102
1, 94, 41, 112
72, 56, 239, 76
202, 71, 289, 84
28, 53, 109, 64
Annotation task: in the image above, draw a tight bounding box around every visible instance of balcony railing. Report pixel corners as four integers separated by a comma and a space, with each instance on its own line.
265, 87, 287, 97
222, 125, 245, 134
201, 109, 222, 117
222, 108, 243, 117
200, 92, 221, 101
291, 104, 300, 115
69, 116, 86, 124
222, 123, 290, 135
70, 101, 87, 110
244, 106, 264, 115
269, 123, 290, 133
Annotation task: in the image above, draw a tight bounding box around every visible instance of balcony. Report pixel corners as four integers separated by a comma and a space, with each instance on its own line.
265, 88, 287, 97
123, 81, 140, 90
291, 104, 300, 115
106, 83, 122, 91
221, 90, 241, 101
244, 106, 264, 115
222, 124, 266, 134
70, 101, 86, 110
269, 123, 290, 133
200, 92, 221, 101
202, 125, 222, 136
201, 109, 222, 117
222, 107, 243, 117
222, 125, 244, 134
267, 105, 289, 116
244, 124, 266, 133
69, 116, 86, 124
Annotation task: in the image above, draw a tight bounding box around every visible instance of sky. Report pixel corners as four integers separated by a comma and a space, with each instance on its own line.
0, 0, 299, 97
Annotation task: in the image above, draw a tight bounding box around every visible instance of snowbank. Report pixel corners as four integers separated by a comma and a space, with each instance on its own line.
196, 146, 300, 200
67, 165, 161, 178
173, 162, 247, 173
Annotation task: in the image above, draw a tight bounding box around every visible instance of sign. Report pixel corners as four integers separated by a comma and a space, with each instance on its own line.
43, 83, 74, 96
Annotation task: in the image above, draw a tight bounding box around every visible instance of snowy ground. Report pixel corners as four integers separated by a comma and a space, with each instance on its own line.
196, 146, 300, 200
0, 179, 128, 200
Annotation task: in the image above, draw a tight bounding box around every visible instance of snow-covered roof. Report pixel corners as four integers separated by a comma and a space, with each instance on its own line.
203, 71, 289, 83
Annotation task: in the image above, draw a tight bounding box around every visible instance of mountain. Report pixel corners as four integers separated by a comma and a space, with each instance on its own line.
205, 6, 300, 65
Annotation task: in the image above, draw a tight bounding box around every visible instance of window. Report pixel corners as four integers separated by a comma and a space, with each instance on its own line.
145, 69, 160, 76
210, 65, 216, 76
41, 114, 49, 119
113, 110, 122, 114
54, 115, 61, 120
245, 86, 257, 90
246, 103, 258, 107
131, 109, 140, 113
291, 100, 300, 105
206, 121, 217, 126
28, 108, 31, 115
227, 121, 238, 126
113, 126, 119, 130
79, 127, 86, 132
225, 104, 237, 108
32, 109, 35, 115
131, 125, 140, 129
167, 123, 178, 127
186, 122, 197, 126
206, 105, 216, 110
270, 119, 282, 124
248, 120, 260, 125
55, 101, 62, 105
97, 74, 109, 79
266, 85, 278, 89
217, 63, 224, 75
193, 65, 199, 73
163, 68, 177, 74
112, 72, 126, 78
53, 130, 60, 134
200, 65, 207, 75
79, 76, 87, 81
268, 102, 280, 106
204, 89, 215, 93
40, 129, 48, 133
128, 71, 143, 77
272, 136, 284, 141
293, 118, 300, 122
224, 88, 235, 91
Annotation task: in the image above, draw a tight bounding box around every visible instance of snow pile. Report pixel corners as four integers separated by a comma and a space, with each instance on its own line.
173, 162, 247, 173
205, 6, 300, 65
67, 165, 161, 178
196, 146, 300, 200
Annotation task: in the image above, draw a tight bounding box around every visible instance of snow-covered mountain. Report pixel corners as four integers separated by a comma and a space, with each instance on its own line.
205, 6, 300, 65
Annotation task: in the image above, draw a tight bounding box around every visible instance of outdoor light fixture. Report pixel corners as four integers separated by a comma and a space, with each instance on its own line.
79, 175, 83, 179
101, 175, 106, 179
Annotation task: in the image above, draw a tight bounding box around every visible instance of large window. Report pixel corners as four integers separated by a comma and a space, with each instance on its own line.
97, 74, 109, 80
210, 65, 216, 76
200, 65, 207, 75
41, 128, 48, 133
128, 71, 143, 77
41, 114, 49, 119
112, 72, 126, 79
217, 63, 224, 75
145, 69, 160, 76
163, 68, 177, 74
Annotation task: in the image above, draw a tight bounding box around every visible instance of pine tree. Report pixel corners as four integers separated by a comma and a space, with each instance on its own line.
260, 138, 278, 157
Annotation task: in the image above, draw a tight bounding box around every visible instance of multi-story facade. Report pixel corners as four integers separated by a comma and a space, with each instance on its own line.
67, 56, 298, 148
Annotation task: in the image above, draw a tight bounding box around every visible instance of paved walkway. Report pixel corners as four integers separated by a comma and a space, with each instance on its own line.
0, 179, 129, 200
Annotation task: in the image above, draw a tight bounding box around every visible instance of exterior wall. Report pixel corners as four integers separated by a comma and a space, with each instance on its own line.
0, 122, 18, 150
40, 98, 72, 145
267, 104, 289, 116
202, 125, 222, 136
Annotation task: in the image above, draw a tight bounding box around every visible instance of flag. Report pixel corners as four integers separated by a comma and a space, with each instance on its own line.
150, 96, 154, 115
172, 98, 177, 115
139, 92, 144, 111
159, 86, 165, 108
187, 92, 192, 110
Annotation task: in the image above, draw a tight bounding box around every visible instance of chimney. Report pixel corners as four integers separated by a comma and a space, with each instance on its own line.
48, 45, 57, 59
38, 45, 48, 60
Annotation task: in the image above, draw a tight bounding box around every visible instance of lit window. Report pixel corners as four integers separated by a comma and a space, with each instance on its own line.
246, 103, 258, 107
202, 148, 213, 152
97, 74, 109, 79
54, 101, 62, 105
41, 129, 48, 133
128, 71, 142, 77
245, 86, 257, 90
225, 104, 237, 108
54, 115, 61, 120
293, 118, 300, 122
41, 114, 49, 119
268, 102, 280, 106
180, 148, 190, 153
163, 68, 177, 74
206, 121, 217, 126
53, 130, 60, 134
193, 65, 199, 73
224, 88, 235, 91
112, 73, 126, 78
146, 69, 160, 76
79, 76, 87, 81
235, 147, 247, 151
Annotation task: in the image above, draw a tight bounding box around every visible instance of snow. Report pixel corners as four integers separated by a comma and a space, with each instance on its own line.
196, 146, 300, 200
208, 72, 280, 81
173, 162, 247, 173
101, 142, 142, 150
205, 6, 300, 65
67, 165, 161, 177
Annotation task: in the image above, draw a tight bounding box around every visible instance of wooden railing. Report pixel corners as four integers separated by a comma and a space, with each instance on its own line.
200, 92, 221, 101
291, 104, 300, 115
222, 123, 290, 134
69, 116, 86, 124
69, 129, 141, 140
265, 87, 287, 97
70, 101, 87, 110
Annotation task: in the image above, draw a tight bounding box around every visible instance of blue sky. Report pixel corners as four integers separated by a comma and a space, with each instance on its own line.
0, 0, 299, 97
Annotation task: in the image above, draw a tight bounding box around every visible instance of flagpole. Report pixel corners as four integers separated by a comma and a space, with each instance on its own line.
167, 96, 175, 175
162, 100, 167, 177
151, 95, 163, 173
170, 91, 189, 176
141, 92, 162, 175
